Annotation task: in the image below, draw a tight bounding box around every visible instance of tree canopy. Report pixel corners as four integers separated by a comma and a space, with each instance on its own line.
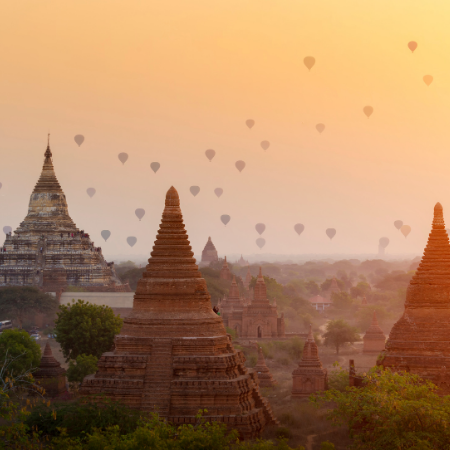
323, 319, 360, 354
313, 369, 450, 450
0, 287, 59, 328
0, 329, 41, 378
67, 354, 99, 383
55, 300, 123, 361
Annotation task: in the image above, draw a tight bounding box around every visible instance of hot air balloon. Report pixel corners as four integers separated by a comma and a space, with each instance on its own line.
255, 223, 266, 235
379, 237, 390, 248
135, 208, 145, 221
190, 186, 200, 197
118, 153, 128, 165
316, 123, 325, 134
401, 225, 411, 238
423, 75, 433, 86
74, 135, 84, 146
86, 188, 96, 198
101, 230, 111, 242
246, 119, 255, 129
205, 149, 215, 162
3, 226, 11, 235
221, 215, 231, 226
363, 106, 373, 118
304, 56, 315, 70
261, 141, 270, 151
235, 161, 246, 172
150, 162, 160, 173
408, 41, 418, 53
394, 220, 403, 230
127, 236, 137, 247
294, 223, 304, 235
256, 238, 266, 249
214, 188, 223, 198
326, 228, 336, 240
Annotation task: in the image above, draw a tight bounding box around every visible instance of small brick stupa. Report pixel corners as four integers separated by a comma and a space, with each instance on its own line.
363, 312, 385, 353
80, 187, 277, 438
34, 342, 67, 398
254, 347, 277, 388
381, 203, 450, 392
292, 325, 327, 398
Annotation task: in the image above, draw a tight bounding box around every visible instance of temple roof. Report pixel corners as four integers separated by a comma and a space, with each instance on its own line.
203, 237, 217, 251
410, 202, 450, 286
364, 311, 385, 337
34, 341, 66, 378
122, 186, 225, 337
253, 267, 268, 302
33, 137, 63, 194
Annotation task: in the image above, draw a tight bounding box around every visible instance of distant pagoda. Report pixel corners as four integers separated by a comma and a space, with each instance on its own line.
80, 186, 277, 438
363, 312, 385, 353
0, 139, 128, 292
200, 236, 218, 265
380, 203, 450, 393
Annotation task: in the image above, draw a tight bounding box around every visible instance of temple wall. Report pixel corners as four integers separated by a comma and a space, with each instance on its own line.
60, 292, 134, 307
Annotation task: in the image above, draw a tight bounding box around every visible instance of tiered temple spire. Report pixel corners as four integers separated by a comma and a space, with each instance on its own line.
34, 342, 67, 398
292, 325, 327, 398
80, 187, 277, 437
381, 203, 450, 393
254, 346, 277, 388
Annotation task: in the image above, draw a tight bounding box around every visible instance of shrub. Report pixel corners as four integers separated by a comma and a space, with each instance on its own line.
67, 354, 98, 383
275, 426, 292, 440
327, 362, 349, 392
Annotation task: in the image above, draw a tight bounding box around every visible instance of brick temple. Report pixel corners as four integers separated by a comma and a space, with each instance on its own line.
219, 268, 285, 339
199, 236, 218, 266
380, 203, 450, 393
0, 139, 128, 292
80, 186, 277, 438
362, 311, 385, 353
292, 325, 327, 398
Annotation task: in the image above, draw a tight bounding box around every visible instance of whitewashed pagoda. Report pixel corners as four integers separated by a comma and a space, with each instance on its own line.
0, 138, 128, 292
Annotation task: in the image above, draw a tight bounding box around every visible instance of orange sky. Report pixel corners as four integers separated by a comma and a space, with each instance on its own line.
1, 0, 450, 260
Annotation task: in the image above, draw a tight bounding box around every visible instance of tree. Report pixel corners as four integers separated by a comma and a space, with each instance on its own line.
331, 291, 354, 310
321, 278, 345, 292
55, 300, 123, 361
0, 287, 59, 328
323, 319, 359, 354
67, 354, 98, 383
350, 281, 371, 299
312, 369, 450, 450
0, 330, 41, 379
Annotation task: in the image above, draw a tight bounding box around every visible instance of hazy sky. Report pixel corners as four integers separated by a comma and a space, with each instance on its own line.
1, 0, 450, 260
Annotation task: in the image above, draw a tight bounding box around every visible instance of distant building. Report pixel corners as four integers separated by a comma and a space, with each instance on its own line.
308, 295, 332, 312
235, 254, 249, 267
363, 312, 385, 353
219, 267, 285, 339
200, 237, 218, 265
219, 256, 232, 281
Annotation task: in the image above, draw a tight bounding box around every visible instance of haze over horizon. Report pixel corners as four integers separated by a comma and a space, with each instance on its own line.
1, 1, 450, 258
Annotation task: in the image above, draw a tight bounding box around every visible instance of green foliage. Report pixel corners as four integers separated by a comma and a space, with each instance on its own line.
331, 291, 353, 310
67, 354, 98, 383
304, 280, 320, 296
275, 426, 292, 440
327, 362, 349, 392
118, 267, 145, 291
320, 442, 335, 450
0, 329, 41, 378
350, 281, 371, 299
259, 338, 304, 363
312, 369, 450, 450
0, 286, 59, 328
323, 319, 360, 354
199, 267, 231, 304
25, 396, 142, 439
374, 271, 413, 291
226, 327, 238, 340
55, 300, 123, 361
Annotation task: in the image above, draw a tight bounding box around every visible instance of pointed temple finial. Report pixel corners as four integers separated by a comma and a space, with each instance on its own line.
44, 133, 52, 159
44, 340, 53, 356
433, 202, 444, 228
307, 324, 314, 341
258, 266, 263, 278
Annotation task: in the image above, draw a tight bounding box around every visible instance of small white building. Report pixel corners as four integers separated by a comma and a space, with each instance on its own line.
308, 295, 332, 312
